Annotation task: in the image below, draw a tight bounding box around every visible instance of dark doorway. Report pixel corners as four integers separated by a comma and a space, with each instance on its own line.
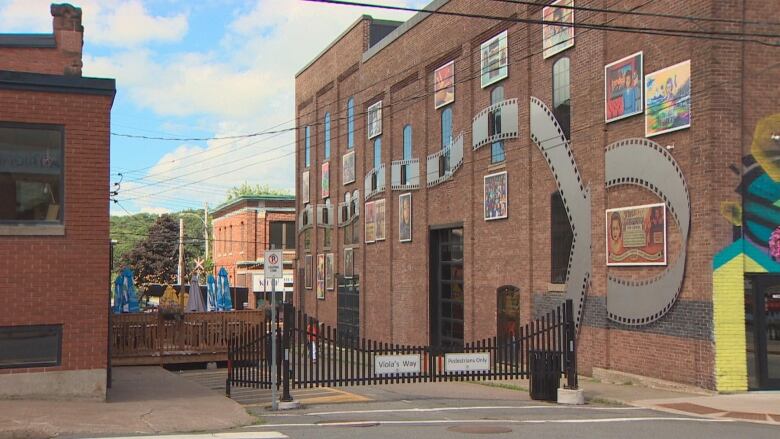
497, 285, 520, 340
429, 227, 464, 352
745, 274, 780, 390
337, 274, 360, 341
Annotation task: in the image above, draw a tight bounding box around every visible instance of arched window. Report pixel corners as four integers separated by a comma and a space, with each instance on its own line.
490, 86, 505, 163
347, 98, 355, 149
403, 125, 413, 161
441, 106, 453, 148
373, 137, 382, 169
552, 57, 571, 139
324, 112, 331, 159
304, 125, 311, 168
550, 191, 573, 284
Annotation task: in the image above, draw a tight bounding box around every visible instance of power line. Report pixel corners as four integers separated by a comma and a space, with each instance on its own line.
303, 0, 780, 46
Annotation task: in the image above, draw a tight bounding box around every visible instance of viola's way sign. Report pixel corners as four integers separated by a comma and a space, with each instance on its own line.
374, 354, 421, 375
444, 352, 490, 373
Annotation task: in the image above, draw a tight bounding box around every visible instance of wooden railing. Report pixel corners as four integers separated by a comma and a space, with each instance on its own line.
111, 311, 266, 366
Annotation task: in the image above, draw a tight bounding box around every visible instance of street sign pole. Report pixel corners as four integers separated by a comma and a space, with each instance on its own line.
270, 276, 278, 411
265, 248, 284, 411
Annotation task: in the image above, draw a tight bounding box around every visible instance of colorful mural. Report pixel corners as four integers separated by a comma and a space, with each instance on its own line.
713, 114, 780, 392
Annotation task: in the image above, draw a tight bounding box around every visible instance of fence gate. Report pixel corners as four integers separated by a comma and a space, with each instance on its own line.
227, 299, 576, 395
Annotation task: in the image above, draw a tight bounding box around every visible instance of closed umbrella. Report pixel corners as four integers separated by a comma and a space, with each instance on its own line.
186, 273, 206, 312
206, 274, 218, 311
113, 268, 139, 313
217, 267, 233, 311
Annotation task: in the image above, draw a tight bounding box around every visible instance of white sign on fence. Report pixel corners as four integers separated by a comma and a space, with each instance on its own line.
374, 354, 421, 375
444, 352, 490, 373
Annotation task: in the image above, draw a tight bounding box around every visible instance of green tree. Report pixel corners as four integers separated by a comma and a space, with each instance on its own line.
225, 182, 290, 201
119, 214, 179, 286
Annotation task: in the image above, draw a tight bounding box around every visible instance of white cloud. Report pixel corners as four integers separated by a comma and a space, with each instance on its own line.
0, 0, 188, 47
107, 0, 432, 213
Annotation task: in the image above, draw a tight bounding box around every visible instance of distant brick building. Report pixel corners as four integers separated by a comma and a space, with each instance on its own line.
295, 0, 780, 391
0, 4, 115, 399
211, 195, 296, 307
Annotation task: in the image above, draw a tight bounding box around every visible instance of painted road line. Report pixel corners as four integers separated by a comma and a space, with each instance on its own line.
97, 433, 288, 439
248, 417, 735, 428
304, 405, 645, 416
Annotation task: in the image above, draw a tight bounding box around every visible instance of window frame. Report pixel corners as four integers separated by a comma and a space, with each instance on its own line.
347, 98, 355, 150
270, 220, 296, 250
490, 86, 505, 164
324, 112, 331, 160
0, 324, 62, 369
552, 56, 571, 139
304, 125, 311, 168
0, 122, 65, 229
373, 137, 382, 170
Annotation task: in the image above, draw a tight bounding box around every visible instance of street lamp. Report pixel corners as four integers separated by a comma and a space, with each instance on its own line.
179, 209, 209, 261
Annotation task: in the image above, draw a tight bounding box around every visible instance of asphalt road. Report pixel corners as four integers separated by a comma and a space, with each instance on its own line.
241, 382, 780, 439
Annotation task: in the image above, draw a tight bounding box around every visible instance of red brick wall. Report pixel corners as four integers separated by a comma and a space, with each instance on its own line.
295, 0, 773, 388
0, 88, 112, 374
0, 5, 84, 76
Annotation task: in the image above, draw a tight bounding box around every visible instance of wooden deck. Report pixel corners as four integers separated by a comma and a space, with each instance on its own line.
110, 311, 266, 366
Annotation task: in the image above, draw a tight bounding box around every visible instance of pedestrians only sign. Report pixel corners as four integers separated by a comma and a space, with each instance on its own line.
264, 250, 283, 279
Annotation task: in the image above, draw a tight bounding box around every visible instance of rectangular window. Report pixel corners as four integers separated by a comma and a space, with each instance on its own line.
305, 126, 311, 168
270, 221, 295, 250
324, 113, 331, 160
0, 124, 64, 224
373, 137, 382, 169
0, 324, 62, 369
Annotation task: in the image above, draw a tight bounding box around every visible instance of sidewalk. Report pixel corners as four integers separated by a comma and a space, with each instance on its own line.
0, 367, 254, 439
482, 377, 780, 425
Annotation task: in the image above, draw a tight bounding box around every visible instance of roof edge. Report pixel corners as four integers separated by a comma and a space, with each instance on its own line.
295, 14, 372, 78
0, 33, 56, 48
212, 194, 296, 215
363, 0, 449, 62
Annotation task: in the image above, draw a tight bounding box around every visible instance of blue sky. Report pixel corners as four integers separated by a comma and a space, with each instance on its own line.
0, 0, 426, 214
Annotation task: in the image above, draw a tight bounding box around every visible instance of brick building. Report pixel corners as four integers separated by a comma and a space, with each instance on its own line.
0, 4, 115, 399
211, 195, 296, 307
295, 0, 780, 391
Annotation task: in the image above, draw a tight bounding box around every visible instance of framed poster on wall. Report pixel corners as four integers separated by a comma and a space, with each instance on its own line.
484, 171, 508, 221
342, 150, 355, 185
605, 51, 643, 123
321, 161, 330, 199
365, 201, 376, 243
606, 203, 667, 266
480, 30, 508, 88
317, 253, 325, 299
325, 253, 334, 291
367, 101, 382, 139
302, 169, 310, 205
344, 247, 354, 278
645, 60, 691, 137
542, 0, 574, 59
434, 61, 455, 109
375, 198, 386, 241
399, 193, 412, 242
304, 254, 313, 289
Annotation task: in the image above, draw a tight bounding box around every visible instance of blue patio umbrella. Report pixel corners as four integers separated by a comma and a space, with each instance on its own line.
113, 268, 139, 313
217, 267, 233, 311
207, 274, 218, 311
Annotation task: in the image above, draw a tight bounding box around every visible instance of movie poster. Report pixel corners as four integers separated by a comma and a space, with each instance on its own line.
434, 61, 455, 109
484, 171, 508, 221
542, 0, 574, 59
399, 193, 412, 242
344, 247, 354, 278
367, 101, 382, 139
374, 199, 386, 241
304, 254, 313, 289
645, 60, 691, 137
342, 150, 355, 185
321, 161, 330, 199
606, 203, 667, 266
605, 51, 643, 123
317, 254, 325, 299
480, 30, 508, 88
365, 201, 375, 243
325, 253, 334, 290
302, 170, 310, 204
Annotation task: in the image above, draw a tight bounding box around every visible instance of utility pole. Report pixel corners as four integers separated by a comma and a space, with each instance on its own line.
178, 217, 184, 285
204, 202, 209, 261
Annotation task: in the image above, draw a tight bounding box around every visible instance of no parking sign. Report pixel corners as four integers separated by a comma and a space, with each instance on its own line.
264, 250, 283, 279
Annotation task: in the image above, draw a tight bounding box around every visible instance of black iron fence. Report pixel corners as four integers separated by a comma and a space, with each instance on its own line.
227, 299, 576, 396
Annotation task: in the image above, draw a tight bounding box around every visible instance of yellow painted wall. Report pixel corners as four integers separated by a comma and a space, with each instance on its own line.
712, 255, 750, 392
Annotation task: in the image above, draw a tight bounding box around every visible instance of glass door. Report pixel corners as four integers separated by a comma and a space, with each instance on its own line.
429, 227, 464, 352
745, 275, 780, 390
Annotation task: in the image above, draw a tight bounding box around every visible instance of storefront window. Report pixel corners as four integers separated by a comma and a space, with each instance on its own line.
0, 124, 63, 223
